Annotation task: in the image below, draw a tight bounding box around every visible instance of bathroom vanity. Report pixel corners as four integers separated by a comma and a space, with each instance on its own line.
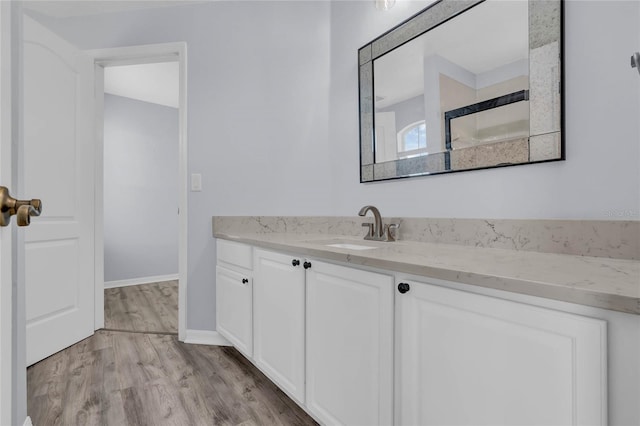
209, 0, 638, 423
213, 217, 640, 426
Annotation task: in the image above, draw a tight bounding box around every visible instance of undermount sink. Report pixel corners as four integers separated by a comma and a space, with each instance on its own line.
303, 238, 382, 251
325, 243, 377, 251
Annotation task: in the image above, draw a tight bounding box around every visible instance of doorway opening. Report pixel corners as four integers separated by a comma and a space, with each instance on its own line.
102, 61, 180, 335
89, 43, 188, 340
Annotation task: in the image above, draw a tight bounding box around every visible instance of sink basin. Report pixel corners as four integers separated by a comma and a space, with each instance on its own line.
325, 243, 377, 251
303, 238, 382, 251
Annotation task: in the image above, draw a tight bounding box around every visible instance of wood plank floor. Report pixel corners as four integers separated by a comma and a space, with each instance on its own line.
104, 281, 178, 334
27, 281, 318, 425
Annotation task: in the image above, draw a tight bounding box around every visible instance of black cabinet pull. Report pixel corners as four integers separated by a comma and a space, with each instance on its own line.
242, 278, 249, 284
292, 259, 300, 267
398, 282, 410, 294
303, 261, 312, 270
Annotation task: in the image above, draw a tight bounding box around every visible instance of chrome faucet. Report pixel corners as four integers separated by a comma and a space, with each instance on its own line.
358, 205, 399, 241
359, 205, 383, 240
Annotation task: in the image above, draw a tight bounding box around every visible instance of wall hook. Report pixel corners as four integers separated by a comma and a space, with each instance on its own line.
631, 52, 640, 76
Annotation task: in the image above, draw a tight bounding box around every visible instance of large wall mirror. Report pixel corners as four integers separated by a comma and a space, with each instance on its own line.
359, 0, 563, 182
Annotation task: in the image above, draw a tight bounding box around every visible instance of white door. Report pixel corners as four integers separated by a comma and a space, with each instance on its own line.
396, 280, 607, 426
306, 261, 394, 426
0, 3, 18, 423
374, 111, 397, 162
253, 249, 305, 404
23, 16, 95, 366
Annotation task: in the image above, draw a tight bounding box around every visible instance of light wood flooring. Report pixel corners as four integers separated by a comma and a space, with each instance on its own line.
27, 281, 317, 426
104, 281, 178, 334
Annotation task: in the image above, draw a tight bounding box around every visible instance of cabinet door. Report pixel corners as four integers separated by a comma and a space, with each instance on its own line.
215, 266, 252, 357
397, 280, 607, 426
306, 261, 394, 426
253, 249, 306, 403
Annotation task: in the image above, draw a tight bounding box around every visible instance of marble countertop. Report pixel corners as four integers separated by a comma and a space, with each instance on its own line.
214, 232, 640, 315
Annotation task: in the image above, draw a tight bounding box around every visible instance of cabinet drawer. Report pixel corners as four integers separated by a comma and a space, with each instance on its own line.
217, 239, 252, 270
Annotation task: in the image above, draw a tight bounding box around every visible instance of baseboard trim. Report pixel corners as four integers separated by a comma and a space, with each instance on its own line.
184, 329, 232, 346
104, 274, 179, 289
23, 416, 33, 426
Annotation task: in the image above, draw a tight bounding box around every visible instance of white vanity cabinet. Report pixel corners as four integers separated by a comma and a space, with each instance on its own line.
306, 261, 394, 426
253, 249, 306, 404
395, 279, 608, 426
215, 240, 253, 358
252, 248, 395, 423
215, 238, 617, 426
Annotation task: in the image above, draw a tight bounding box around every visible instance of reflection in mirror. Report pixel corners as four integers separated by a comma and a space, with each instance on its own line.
373, 0, 528, 167
360, 0, 563, 182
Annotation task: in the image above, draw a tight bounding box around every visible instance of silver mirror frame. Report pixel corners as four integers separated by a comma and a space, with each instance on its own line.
359, 0, 563, 182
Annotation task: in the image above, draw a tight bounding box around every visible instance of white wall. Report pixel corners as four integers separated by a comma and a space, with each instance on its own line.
328, 0, 640, 219
27, 0, 640, 331
103, 94, 179, 283
26, 1, 333, 330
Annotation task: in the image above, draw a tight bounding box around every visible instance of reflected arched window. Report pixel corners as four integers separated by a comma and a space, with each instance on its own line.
397, 121, 427, 158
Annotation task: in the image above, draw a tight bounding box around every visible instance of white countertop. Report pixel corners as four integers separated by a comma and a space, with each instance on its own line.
214, 232, 640, 315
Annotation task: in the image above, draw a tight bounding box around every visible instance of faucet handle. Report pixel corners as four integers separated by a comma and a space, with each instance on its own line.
361, 222, 375, 240
385, 223, 400, 242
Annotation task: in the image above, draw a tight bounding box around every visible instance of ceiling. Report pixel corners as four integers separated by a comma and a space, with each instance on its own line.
104, 62, 179, 108
23, 0, 208, 18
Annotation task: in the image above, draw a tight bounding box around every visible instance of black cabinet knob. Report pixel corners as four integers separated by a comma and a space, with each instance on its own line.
398, 282, 410, 294
303, 261, 312, 270
242, 278, 249, 284
292, 259, 300, 267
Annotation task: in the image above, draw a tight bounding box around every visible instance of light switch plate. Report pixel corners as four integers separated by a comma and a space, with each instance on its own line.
191, 173, 202, 191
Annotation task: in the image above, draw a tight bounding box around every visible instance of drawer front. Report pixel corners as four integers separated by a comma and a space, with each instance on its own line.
217, 239, 252, 270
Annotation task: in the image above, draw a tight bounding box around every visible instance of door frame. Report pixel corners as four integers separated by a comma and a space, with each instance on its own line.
87, 43, 188, 341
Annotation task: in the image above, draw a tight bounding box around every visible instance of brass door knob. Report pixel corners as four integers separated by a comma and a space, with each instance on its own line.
0, 186, 42, 227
